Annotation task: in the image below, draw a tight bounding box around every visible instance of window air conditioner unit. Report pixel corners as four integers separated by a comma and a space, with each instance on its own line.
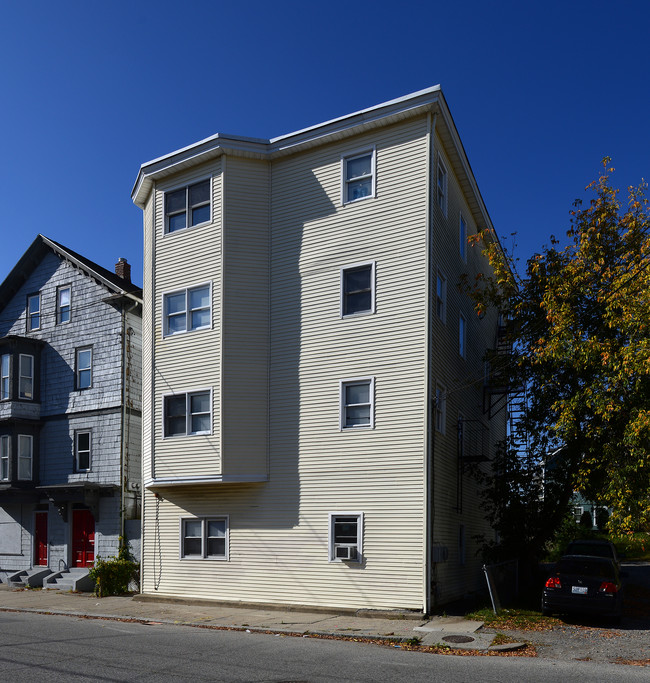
335, 545, 358, 561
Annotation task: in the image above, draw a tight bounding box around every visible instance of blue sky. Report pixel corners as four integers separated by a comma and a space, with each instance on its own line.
1, 0, 648, 286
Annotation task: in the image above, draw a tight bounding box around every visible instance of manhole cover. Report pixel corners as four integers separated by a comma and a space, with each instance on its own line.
441, 635, 475, 644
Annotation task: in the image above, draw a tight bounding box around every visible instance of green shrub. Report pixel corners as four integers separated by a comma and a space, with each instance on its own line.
89, 537, 139, 597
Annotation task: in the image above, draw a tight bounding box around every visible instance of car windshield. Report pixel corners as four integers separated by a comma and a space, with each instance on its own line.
557, 558, 616, 579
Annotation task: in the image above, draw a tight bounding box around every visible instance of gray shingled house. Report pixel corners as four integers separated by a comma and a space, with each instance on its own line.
0, 235, 142, 589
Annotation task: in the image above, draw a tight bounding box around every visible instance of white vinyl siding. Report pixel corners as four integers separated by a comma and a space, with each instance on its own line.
140, 118, 429, 611
152, 162, 223, 480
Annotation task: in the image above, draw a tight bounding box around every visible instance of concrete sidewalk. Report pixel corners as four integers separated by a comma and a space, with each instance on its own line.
0, 584, 515, 651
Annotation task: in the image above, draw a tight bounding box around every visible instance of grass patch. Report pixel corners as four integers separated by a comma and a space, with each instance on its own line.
465, 606, 561, 631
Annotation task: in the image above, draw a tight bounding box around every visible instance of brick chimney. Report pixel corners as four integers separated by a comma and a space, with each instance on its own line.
115, 257, 131, 282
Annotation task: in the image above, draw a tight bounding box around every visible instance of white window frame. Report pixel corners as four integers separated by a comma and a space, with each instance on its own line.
162, 283, 212, 337
1, 353, 10, 400
437, 156, 448, 216
163, 389, 212, 438
340, 261, 375, 317
75, 430, 91, 472
179, 516, 229, 560
459, 313, 467, 359
328, 512, 363, 563
459, 213, 467, 262
164, 176, 212, 234
435, 384, 446, 435
18, 354, 34, 401
57, 285, 71, 324
17, 434, 32, 481
0, 435, 9, 481
340, 377, 374, 430
27, 293, 40, 331
76, 347, 93, 390
342, 148, 376, 205
457, 412, 465, 459
435, 271, 446, 323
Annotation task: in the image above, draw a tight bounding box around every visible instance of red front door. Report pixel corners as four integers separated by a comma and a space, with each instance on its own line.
34, 511, 48, 566
72, 509, 95, 567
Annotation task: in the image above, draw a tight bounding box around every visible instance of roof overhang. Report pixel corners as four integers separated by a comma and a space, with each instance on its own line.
131, 85, 497, 244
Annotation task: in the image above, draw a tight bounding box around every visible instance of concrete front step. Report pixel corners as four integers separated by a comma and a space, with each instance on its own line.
7, 568, 53, 588
43, 568, 94, 592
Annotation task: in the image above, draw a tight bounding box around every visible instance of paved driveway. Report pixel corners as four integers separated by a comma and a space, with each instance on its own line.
497, 561, 650, 665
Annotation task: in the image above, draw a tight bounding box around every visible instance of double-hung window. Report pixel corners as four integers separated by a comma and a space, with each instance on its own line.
341, 262, 374, 316
1, 354, 10, 400
76, 347, 92, 389
163, 285, 211, 336
343, 150, 375, 204
75, 431, 91, 472
340, 378, 374, 430
435, 271, 446, 322
57, 286, 71, 324
459, 314, 467, 359
165, 179, 211, 233
329, 513, 363, 562
435, 384, 446, 434
19, 355, 34, 400
459, 214, 467, 261
0, 436, 9, 481
27, 294, 40, 331
437, 157, 448, 216
181, 517, 228, 559
17, 434, 32, 480
164, 390, 211, 437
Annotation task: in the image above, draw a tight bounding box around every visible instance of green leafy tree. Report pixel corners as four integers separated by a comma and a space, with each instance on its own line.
470, 160, 650, 542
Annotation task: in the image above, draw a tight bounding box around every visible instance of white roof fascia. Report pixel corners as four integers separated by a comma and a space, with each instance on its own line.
131, 86, 443, 207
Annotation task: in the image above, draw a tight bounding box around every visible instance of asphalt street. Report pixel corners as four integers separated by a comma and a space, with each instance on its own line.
1, 610, 649, 683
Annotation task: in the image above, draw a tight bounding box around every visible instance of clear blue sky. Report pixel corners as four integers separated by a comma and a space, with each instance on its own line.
1, 0, 648, 286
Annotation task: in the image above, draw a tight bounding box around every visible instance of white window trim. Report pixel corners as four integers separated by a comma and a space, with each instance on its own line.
163, 175, 213, 235
18, 354, 34, 401
340, 377, 375, 430
459, 213, 467, 262
435, 383, 446, 435
1, 353, 10, 401
341, 147, 376, 205
435, 270, 447, 323
457, 412, 465, 460
340, 261, 376, 318
459, 313, 467, 359
328, 512, 364, 563
75, 430, 91, 472
17, 434, 32, 481
0, 435, 10, 481
162, 388, 213, 438
179, 515, 229, 560
162, 282, 212, 338
57, 285, 72, 325
437, 156, 448, 217
76, 346, 93, 390
27, 293, 41, 331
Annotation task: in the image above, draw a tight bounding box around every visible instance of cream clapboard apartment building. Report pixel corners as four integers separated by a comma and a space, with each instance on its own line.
132, 86, 506, 612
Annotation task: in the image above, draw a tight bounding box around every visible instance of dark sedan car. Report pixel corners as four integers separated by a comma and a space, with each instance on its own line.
564, 539, 620, 567
542, 555, 623, 621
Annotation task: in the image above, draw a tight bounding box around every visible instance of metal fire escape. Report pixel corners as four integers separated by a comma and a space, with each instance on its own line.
482, 319, 529, 455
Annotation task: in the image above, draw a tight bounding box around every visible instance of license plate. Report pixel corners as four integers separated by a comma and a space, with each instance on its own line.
572, 586, 588, 595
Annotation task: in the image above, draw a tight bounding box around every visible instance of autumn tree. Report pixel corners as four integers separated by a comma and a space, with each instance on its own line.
471, 160, 650, 548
